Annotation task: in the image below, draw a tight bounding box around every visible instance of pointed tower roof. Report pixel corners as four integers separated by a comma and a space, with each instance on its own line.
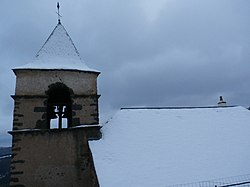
14, 22, 99, 73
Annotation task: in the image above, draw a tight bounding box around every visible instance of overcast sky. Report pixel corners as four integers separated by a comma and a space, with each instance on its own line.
0, 0, 249, 146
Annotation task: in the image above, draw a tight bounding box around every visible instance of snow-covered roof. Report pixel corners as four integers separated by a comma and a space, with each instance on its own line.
90, 106, 250, 187
14, 23, 99, 73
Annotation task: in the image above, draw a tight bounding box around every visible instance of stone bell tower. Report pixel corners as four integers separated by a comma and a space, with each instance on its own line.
9, 16, 101, 187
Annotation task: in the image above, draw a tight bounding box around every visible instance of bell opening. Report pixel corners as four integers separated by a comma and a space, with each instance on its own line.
46, 82, 73, 129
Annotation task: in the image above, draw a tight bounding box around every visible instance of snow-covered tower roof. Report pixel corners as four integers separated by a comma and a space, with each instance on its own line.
14, 22, 99, 73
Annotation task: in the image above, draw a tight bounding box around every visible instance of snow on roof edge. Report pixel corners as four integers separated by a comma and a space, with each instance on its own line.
12, 67, 100, 74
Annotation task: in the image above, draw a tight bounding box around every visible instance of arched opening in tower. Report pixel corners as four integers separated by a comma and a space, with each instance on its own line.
46, 82, 73, 129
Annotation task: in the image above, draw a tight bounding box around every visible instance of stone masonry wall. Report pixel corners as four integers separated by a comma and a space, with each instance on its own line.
14, 70, 99, 96
10, 128, 99, 187
10, 69, 101, 186
12, 69, 100, 129
12, 97, 46, 130
73, 96, 99, 126
12, 95, 99, 130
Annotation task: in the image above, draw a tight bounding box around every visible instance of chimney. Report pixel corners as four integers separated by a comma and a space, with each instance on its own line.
218, 96, 227, 107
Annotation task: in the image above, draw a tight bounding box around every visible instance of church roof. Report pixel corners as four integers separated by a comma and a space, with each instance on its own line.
90, 106, 250, 187
14, 23, 99, 73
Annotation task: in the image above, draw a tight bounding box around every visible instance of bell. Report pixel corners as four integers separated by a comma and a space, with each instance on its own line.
62, 106, 71, 118
48, 106, 57, 119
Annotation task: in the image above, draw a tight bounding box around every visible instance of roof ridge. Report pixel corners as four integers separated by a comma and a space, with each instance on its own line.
120, 106, 238, 110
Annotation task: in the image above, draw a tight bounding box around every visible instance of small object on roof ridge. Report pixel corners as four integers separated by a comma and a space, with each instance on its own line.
218, 96, 227, 107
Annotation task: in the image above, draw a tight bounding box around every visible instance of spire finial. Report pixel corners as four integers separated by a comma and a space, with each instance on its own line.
56, 2, 62, 24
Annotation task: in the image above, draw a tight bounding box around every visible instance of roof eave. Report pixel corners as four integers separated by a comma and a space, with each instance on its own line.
12, 68, 101, 75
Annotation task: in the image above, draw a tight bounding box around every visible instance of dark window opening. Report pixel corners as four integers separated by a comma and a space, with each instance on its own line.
46, 83, 73, 129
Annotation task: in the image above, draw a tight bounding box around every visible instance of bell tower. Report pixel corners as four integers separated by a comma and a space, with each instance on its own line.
9, 15, 101, 187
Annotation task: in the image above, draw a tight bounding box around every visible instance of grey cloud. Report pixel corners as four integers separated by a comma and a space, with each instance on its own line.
0, 0, 250, 146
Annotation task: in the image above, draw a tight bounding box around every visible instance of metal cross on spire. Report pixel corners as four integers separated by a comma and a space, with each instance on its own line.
56, 2, 62, 24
